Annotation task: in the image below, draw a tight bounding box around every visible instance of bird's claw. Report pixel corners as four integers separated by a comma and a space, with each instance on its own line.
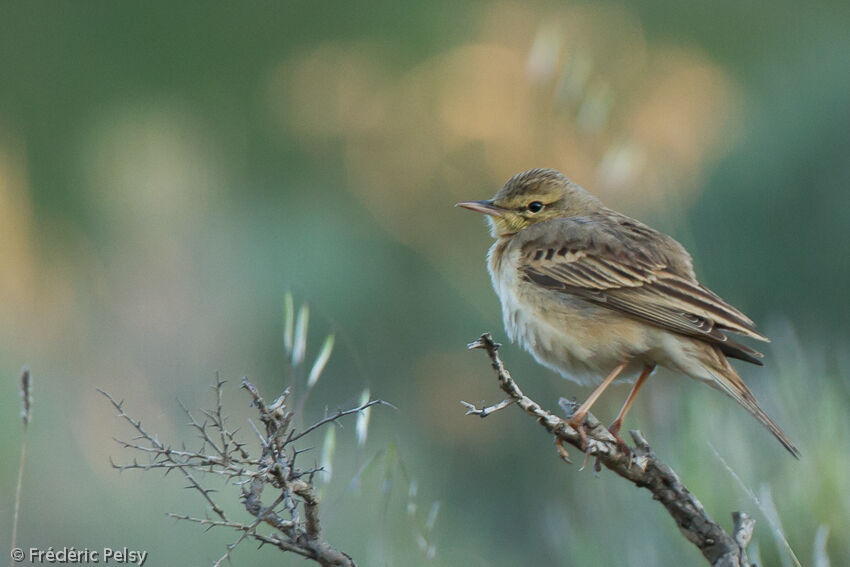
567, 416, 589, 452
566, 417, 597, 471
555, 436, 572, 464
608, 425, 635, 466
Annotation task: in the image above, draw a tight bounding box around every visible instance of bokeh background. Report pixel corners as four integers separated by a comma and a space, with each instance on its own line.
2, 2, 849, 565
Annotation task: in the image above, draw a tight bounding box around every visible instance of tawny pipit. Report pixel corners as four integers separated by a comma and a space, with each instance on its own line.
458, 168, 798, 457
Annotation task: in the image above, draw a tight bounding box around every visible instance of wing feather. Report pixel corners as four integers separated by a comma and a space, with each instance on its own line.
517, 215, 769, 364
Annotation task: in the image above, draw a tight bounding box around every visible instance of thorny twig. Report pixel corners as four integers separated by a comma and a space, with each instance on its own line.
100, 377, 386, 567
460, 398, 514, 417
465, 333, 756, 567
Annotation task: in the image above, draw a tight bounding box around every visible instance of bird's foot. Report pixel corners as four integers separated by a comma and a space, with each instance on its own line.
567, 416, 601, 472
555, 436, 572, 464
608, 423, 634, 462
567, 416, 590, 452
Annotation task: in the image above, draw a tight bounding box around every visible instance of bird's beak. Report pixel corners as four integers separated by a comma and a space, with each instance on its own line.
455, 200, 505, 217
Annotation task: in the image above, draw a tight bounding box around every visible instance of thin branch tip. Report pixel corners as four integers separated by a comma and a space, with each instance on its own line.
460, 398, 513, 418
467, 333, 501, 350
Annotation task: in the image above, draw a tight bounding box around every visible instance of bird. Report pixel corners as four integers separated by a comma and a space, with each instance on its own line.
457, 168, 799, 457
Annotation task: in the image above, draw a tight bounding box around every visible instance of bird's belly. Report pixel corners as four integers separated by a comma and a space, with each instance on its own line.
501, 288, 652, 387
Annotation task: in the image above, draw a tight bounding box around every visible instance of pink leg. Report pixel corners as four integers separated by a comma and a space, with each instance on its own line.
608, 363, 654, 452
568, 361, 629, 448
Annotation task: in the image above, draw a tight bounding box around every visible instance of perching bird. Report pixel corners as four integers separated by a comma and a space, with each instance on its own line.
457, 168, 798, 457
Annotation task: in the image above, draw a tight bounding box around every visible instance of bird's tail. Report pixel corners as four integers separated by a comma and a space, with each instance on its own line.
701, 346, 800, 458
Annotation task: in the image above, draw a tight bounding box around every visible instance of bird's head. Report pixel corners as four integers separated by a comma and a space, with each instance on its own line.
456, 168, 603, 237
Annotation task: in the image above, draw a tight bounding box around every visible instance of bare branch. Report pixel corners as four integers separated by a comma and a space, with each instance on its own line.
466, 333, 755, 567
101, 377, 388, 567
169, 514, 311, 560
288, 399, 388, 444
98, 388, 229, 521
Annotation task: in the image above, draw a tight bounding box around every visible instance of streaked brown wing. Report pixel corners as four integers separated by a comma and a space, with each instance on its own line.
518, 216, 768, 364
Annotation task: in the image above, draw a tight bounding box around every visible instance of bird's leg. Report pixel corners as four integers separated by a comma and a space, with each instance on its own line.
608, 363, 654, 455
568, 361, 629, 450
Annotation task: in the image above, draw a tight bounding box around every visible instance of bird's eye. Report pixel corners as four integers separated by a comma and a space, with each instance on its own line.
527, 201, 544, 213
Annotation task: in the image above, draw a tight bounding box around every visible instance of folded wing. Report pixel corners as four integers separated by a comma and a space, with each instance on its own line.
518, 216, 769, 364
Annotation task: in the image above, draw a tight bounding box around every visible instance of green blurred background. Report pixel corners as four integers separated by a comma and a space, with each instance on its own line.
1, 2, 848, 565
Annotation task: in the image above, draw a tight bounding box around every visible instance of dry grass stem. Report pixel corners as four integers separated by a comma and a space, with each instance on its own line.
11, 366, 32, 567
